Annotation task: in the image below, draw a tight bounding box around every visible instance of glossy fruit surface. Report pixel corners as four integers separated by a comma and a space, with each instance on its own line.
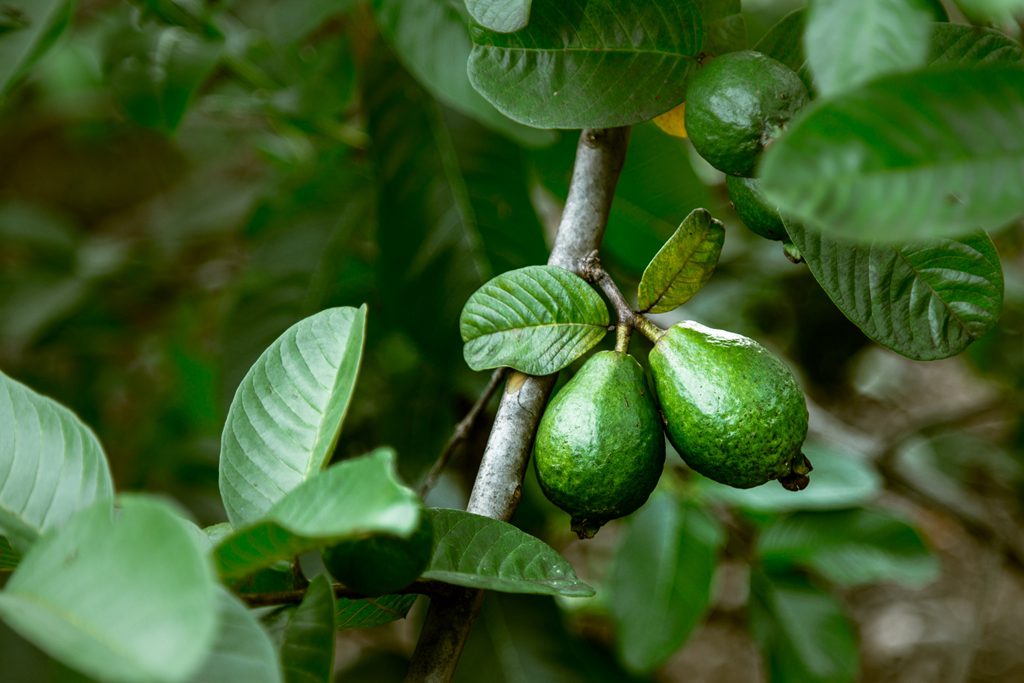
321, 514, 433, 596
534, 351, 665, 538
649, 321, 810, 489
685, 51, 809, 176
726, 174, 788, 242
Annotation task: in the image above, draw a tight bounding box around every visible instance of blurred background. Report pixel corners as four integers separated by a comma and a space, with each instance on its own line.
0, 0, 1022, 681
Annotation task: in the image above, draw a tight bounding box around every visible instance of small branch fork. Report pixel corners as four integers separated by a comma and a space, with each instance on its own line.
580, 252, 664, 347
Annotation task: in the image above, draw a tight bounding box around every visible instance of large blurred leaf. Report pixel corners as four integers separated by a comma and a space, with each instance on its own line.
805, 0, 932, 96
103, 23, 222, 133
215, 449, 420, 581
0, 536, 19, 571
278, 575, 335, 683
928, 23, 1023, 65
0, 496, 219, 683
455, 594, 644, 683
0, 370, 113, 552
755, 9, 806, 73
696, 0, 745, 56
638, 208, 724, 314
749, 571, 859, 683
955, 0, 1024, 22
189, 589, 283, 683
468, 0, 704, 128
465, 0, 532, 32
699, 443, 881, 512
607, 493, 723, 672
335, 594, 419, 629
460, 266, 609, 375
0, 0, 73, 95
372, 0, 552, 146
759, 509, 939, 587
219, 306, 366, 527
422, 508, 594, 597
786, 224, 1004, 361
761, 67, 1024, 242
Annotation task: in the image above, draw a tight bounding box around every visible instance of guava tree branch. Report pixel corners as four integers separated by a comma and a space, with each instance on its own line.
404, 127, 631, 683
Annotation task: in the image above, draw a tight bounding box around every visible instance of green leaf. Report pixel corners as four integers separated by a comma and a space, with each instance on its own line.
606, 493, 723, 672
785, 224, 1004, 360
0, 536, 18, 571
189, 588, 283, 683
422, 508, 595, 597
749, 571, 859, 683
465, 0, 532, 32
928, 23, 1023, 65
759, 509, 939, 588
699, 442, 881, 512
215, 449, 421, 581
103, 23, 222, 133
335, 594, 419, 630
372, 0, 553, 147
755, 9, 806, 74
460, 265, 609, 375
468, 0, 704, 128
805, 0, 932, 96
760, 67, 1024, 242
955, 0, 1024, 23
695, 0, 745, 56
637, 208, 725, 314
0, 370, 113, 553
0, 496, 219, 683
278, 575, 335, 683
219, 306, 367, 527
0, 0, 73, 96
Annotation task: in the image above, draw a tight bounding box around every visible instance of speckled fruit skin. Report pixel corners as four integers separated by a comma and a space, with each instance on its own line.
649, 321, 808, 489
685, 51, 809, 177
321, 515, 433, 596
534, 351, 665, 538
726, 175, 789, 242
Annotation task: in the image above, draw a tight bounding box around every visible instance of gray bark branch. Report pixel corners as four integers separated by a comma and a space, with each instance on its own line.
404, 127, 630, 683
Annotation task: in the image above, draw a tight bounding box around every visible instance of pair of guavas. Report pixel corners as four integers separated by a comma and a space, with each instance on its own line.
534, 321, 810, 538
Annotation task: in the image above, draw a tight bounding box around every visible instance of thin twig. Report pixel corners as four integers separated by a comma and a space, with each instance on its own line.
417, 368, 508, 498
404, 127, 631, 683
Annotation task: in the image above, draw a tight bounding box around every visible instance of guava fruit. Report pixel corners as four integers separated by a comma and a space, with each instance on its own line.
321, 514, 433, 596
534, 351, 665, 538
685, 50, 809, 177
648, 321, 810, 490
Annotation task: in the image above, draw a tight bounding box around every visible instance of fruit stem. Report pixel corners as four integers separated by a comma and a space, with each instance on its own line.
634, 315, 666, 343
614, 323, 632, 353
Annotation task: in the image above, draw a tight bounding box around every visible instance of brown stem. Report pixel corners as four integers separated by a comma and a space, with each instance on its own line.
404, 127, 631, 683
417, 368, 508, 498
240, 579, 442, 607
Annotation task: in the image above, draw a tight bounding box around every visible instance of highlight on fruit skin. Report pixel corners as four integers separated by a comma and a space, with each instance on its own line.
684, 50, 809, 177
533, 350, 665, 539
648, 321, 811, 490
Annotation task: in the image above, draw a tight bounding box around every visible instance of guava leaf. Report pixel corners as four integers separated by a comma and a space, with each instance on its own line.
214, 449, 421, 581
335, 594, 419, 629
607, 493, 723, 672
372, 0, 553, 146
0, 369, 113, 553
460, 265, 609, 375
758, 508, 939, 588
755, 9, 807, 74
465, 0, 532, 33
637, 208, 724, 314
698, 442, 881, 512
0, 536, 18, 571
927, 23, 1023, 65
0, 0, 73, 96
805, 0, 932, 96
695, 0, 745, 56
468, 0, 704, 128
189, 588, 283, 683
278, 575, 335, 683
786, 223, 1003, 361
103, 23, 222, 133
760, 67, 1024, 242
955, 0, 1024, 23
422, 509, 594, 597
219, 306, 366, 527
0, 496, 219, 683
749, 571, 859, 683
